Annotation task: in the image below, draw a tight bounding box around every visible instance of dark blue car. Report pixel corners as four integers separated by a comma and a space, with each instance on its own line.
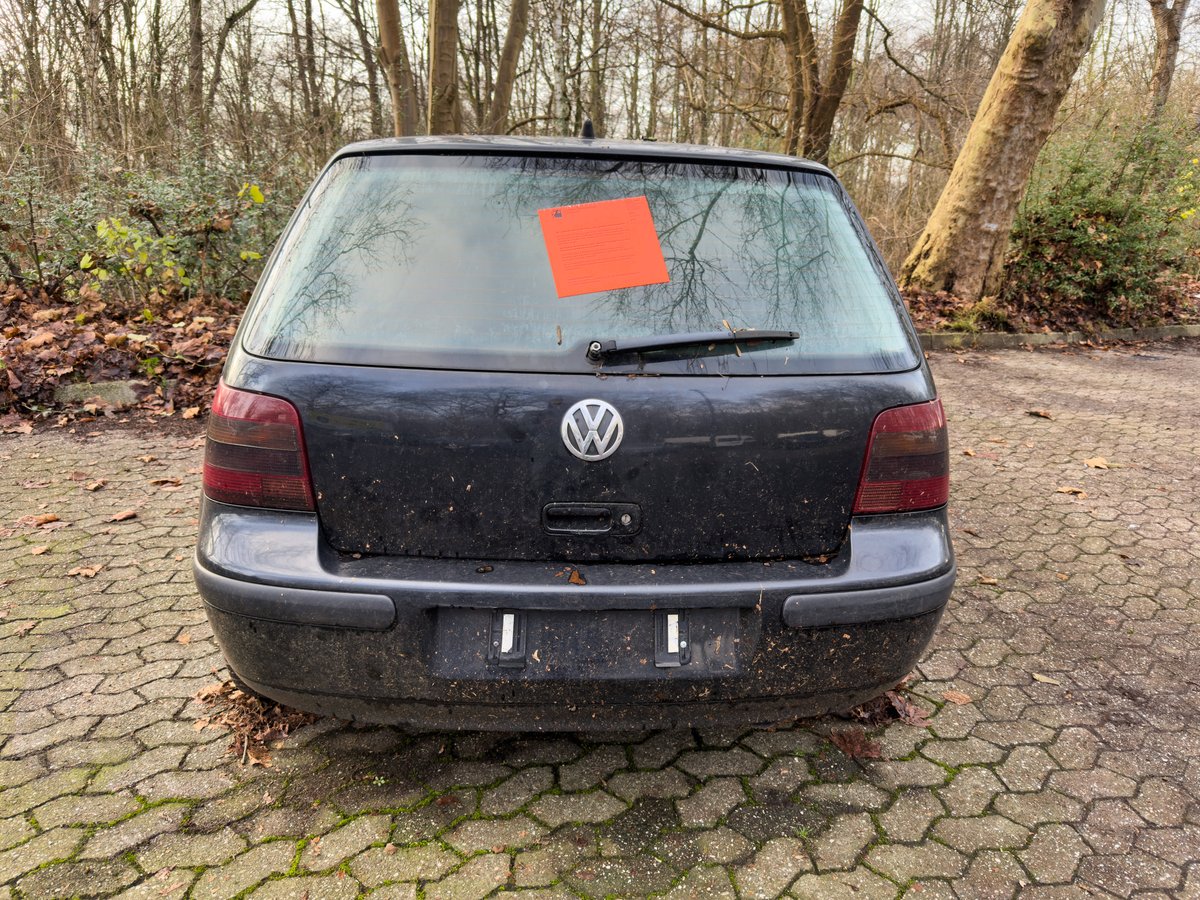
194, 136, 954, 730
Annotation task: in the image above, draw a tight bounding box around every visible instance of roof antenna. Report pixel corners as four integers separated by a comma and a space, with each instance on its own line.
580, 118, 595, 139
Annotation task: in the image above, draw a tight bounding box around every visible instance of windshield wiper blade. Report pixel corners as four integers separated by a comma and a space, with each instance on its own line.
586, 329, 799, 360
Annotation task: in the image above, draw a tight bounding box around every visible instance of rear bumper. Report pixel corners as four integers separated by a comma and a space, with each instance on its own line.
195, 498, 954, 729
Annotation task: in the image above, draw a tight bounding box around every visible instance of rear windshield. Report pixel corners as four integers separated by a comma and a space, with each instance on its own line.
242, 153, 918, 375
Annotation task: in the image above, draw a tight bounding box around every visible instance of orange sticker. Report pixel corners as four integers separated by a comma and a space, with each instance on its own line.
538, 196, 670, 298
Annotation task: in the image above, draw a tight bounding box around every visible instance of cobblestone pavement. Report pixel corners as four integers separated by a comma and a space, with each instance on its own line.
2, 342, 1199, 899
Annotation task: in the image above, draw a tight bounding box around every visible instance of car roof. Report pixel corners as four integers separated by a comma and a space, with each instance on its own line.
332, 135, 834, 177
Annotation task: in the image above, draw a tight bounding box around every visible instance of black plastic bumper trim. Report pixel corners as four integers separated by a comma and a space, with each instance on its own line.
782, 566, 955, 628
195, 560, 396, 631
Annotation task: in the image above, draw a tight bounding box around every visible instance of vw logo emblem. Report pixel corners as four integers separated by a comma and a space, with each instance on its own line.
561, 399, 624, 462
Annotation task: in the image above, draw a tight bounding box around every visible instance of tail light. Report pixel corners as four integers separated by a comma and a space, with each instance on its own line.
853, 399, 949, 514
203, 382, 315, 511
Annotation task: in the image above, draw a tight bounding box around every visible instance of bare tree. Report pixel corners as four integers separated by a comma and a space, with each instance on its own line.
428, 0, 463, 133
482, 0, 530, 133
376, 0, 419, 134
1147, 0, 1190, 111
899, 0, 1108, 301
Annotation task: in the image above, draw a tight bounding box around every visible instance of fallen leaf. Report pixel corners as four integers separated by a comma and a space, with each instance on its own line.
830, 726, 882, 759
1084, 456, 1109, 469
14, 621, 37, 636
137, 454, 157, 463
1032, 673, 1062, 685
568, 568, 587, 586
30, 545, 49, 555
1027, 409, 1054, 419
435, 795, 460, 807
23, 479, 50, 488
384, 843, 397, 856
17, 513, 59, 527
977, 576, 999, 585
246, 745, 272, 767
176, 633, 192, 645
151, 477, 182, 487
886, 691, 931, 727
962, 448, 976, 457
68, 564, 104, 578
109, 509, 138, 522
181, 406, 200, 420
942, 689, 973, 705
84, 480, 106, 491
1056, 486, 1087, 497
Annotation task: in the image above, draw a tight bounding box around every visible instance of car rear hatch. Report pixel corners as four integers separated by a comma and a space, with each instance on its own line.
237, 147, 925, 563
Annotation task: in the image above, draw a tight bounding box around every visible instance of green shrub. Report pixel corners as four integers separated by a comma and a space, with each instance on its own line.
0, 149, 306, 311
1001, 118, 1198, 328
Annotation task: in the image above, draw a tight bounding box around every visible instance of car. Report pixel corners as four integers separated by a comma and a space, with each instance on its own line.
194, 135, 954, 730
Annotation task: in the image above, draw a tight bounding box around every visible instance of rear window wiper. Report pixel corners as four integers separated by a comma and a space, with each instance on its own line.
586, 329, 799, 361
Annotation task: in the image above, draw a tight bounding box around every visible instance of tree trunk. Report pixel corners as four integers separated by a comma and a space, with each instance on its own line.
376, 0, 419, 134
803, 0, 864, 163
1147, 0, 1189, 111
587, 0, 604, 136
427, 0, 463, 134
482, 0, 529, 133
898, 0, 1107, 301
187, 0, 203, 130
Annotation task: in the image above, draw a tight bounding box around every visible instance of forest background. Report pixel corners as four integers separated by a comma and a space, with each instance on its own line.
0, 0, 1197, 416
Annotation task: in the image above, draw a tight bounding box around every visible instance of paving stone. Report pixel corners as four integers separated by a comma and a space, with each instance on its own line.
677, 777, 745, 827
557, 745, 627, 791
480, 766, 554, 815
3, 348, 1200, 899
631, 729, 696, 768
0, 827, 84, 882
33, 792, 139, 828
932, 815, 1031, 852
676, 748, 763, 778
735, 836, 810, 899
79, 803, 188, 859
192, 841, 298, 900
444, 815, 545, 853
880, 788, 945, 841
349, 844, 458, 888
866, 843, 968, 882
993, 789, 1084, 828
250, 875, 361, 899
301, 814, 391, 870
110, 869, 195, 899
812, 812, 876, 870
607, 767, 692, 801
696, 826, 754, 864
665, 864, 737, 899
749, 757, 810, 796
138, 828, 250, 870
1078, 850, 1184, 896
0, 768, 91, 818
1132, 779, 1191, 827
17, 858, 140, 899
938, 766, 1006, 817
512, 830, 594, 887
424, 853, 511, 900
566, 854, 675, 896
0, 816, 32, 852
529, 790, 625, 826
953, 850, 1027, 899
1020, 823, 1089, 883
789, 869, 900, 899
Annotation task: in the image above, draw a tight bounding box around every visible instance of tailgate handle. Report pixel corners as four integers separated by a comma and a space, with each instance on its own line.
542, 503, 641, 536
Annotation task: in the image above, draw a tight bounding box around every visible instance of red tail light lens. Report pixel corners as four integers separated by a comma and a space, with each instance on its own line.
853, 399, 949, 514
203, 382, 315, 511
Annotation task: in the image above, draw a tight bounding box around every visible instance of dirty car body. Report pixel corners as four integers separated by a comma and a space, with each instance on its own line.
194, 136, 955, 730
